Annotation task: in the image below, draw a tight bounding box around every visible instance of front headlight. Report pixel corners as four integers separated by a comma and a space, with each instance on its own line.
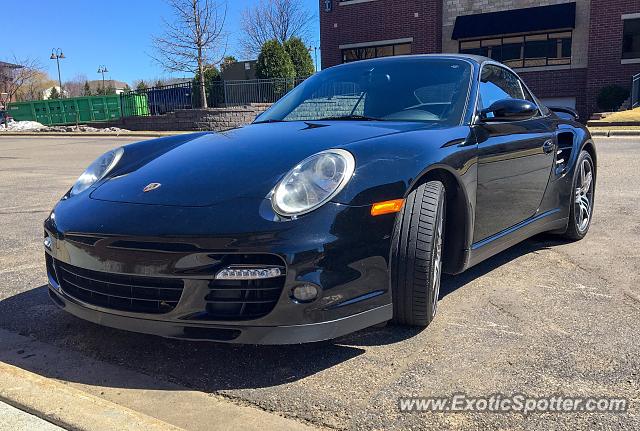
70, 147, 124, 196
272, 149, 355, 217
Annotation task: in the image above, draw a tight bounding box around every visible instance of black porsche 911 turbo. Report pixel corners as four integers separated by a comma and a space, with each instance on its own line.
44, 55, 596, 344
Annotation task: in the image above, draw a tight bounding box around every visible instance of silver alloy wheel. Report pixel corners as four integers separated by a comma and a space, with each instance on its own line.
431, 206, 444, 316
575, 158, 594, 233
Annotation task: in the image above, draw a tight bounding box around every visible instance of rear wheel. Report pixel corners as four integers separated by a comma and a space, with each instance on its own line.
391, 181, 445, 327
562, 151, 595, 241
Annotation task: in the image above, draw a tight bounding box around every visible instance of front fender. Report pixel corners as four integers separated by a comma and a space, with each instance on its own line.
335, 126, 476, 206
335, 125, 478, 274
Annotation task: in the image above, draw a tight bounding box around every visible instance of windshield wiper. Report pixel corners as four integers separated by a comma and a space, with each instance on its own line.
315, 115, 383, 121
253, 119, 289, 124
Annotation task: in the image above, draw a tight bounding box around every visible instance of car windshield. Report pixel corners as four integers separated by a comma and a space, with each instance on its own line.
257, 58, 472, 126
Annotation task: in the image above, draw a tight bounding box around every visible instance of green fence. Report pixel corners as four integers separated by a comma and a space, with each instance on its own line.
7, 94, 149, 126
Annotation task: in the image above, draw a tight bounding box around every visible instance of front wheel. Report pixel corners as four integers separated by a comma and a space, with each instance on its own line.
562, 150, 595, 241
391, 181, 445, 327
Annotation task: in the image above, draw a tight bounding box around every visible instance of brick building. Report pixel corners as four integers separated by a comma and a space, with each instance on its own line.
0, 61, 23, 109
319, 0, 640, 118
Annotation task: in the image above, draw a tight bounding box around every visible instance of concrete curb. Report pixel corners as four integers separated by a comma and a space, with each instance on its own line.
0, 362, 184, 431
587, 121, 640, 127
0, 329, 316, 431
588, 129, 640, 137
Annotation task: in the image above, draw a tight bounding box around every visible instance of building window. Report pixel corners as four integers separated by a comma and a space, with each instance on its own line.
623, 18, 640, 60
459, 31, 572, 68
342, 43, 412, 63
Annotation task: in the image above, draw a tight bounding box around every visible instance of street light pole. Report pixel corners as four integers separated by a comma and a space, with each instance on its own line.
97, 65, 109, 93
307, 45, 320, 73
314, 47, 319, 72
50, 48, 65, 98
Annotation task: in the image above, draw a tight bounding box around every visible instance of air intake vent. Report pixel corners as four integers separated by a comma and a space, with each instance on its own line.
55, 260, 184, 314
203, 276, 285, 320
555, 132, 574, 173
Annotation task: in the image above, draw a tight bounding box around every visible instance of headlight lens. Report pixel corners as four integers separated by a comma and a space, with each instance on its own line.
70, 147, 124, 196
272, 149, 355, 216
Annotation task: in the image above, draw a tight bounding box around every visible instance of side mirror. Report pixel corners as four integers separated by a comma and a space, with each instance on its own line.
480, 99, 538, 122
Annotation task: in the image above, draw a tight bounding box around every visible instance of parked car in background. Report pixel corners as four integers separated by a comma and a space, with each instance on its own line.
44, 55, 596, 344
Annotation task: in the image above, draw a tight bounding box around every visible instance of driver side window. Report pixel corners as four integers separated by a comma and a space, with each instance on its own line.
478, 65, 524, 110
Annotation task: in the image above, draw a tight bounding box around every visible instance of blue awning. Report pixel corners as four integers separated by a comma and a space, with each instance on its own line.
452, 2, 577, 40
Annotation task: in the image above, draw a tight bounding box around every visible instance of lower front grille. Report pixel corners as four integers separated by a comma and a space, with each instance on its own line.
55, 260, 184, 314
203, 276, 285, 320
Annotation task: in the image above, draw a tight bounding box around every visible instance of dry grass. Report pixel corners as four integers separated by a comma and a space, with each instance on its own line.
600, 108, 640, 122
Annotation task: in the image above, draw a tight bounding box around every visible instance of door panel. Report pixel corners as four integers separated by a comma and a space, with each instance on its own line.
473, 118, 555, 242
472, 63, 556, 243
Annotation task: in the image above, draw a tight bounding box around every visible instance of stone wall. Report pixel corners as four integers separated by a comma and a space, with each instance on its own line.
92, 105, 271, 132
286, 96, 363, 120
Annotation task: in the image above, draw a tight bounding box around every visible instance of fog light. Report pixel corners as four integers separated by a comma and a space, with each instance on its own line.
292, 284, 318, 302
215, 266, 282, 280
43, 236, 52, 250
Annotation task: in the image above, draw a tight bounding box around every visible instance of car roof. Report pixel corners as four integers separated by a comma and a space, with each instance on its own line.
329, 53, 493, 69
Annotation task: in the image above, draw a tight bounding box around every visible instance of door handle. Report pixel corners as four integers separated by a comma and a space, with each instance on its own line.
542, 140, 555, 154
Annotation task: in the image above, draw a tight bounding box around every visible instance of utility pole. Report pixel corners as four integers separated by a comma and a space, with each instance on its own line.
50, 48, 65, 98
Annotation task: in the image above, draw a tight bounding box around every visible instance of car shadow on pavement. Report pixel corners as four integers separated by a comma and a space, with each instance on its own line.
0, 235, 563, 393
341, 234, 564, 347
0, 285, 368, 391
439, 233, 562, 299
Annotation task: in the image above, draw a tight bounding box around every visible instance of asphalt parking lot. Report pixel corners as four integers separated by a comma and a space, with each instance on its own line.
0, 135, 638, 430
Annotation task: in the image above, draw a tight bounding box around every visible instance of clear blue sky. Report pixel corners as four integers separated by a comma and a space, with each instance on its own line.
2, 0, 320, 85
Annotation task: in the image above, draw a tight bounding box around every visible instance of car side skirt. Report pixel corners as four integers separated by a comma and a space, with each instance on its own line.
465, 208, 567, 269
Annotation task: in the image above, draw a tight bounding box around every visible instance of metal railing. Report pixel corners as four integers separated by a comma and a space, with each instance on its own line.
121, 82, 194, 117
210, 78, 307, 107
120, 77, 310, 117
632, 73, 640, 109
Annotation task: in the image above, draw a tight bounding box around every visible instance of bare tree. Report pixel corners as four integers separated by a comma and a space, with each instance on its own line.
63, 74, 89, 98
17, 71, 57, 101
241, 0, 313, 58
151, 0, 227, 108
0, 56, 44, 104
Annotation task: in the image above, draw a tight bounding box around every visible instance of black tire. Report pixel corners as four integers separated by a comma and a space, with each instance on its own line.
391, 181, 445, 327
562, 150, 595, 241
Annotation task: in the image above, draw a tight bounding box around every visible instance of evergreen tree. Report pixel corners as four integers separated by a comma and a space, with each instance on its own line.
82, 81, 92, 96
48, 87, 60, 99
256, 40, 295, 80
284, 37, 314, 78
136, 80, 148, 91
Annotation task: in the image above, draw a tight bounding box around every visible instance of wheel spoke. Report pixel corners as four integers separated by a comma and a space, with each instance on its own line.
581, 195, 591, 216
582, 171, 592, 194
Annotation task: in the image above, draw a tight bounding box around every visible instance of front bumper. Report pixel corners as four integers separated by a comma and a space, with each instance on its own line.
48, 284, 392, 344
44, 196, 395, 343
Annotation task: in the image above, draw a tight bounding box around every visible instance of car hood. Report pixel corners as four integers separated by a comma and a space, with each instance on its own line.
90, 121, 433, 207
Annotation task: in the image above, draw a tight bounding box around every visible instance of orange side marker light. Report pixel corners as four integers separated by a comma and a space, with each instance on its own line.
371, 199, 405, 216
